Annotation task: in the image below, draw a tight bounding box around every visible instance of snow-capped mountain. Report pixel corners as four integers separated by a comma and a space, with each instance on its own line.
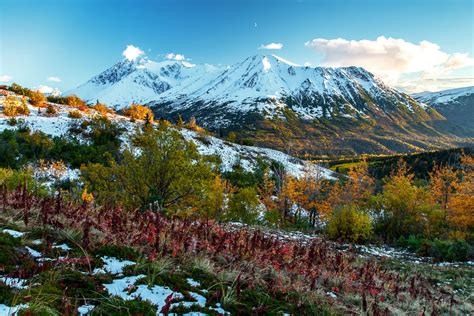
413, 86, 474, 135
69, 53, 472, 155
70, 53, 429, 126
150, 54, 431, 129
413, 86, 474, 105
69, 57, 220, 108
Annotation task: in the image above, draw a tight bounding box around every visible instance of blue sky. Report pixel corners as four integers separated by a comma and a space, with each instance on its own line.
0, 0, 473, 93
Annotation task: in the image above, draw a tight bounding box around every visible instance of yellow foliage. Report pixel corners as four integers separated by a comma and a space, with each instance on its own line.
123, 104, 154, 121
2, 96, 30, 116
29, 90, 46, 107
81, 188, 94, 204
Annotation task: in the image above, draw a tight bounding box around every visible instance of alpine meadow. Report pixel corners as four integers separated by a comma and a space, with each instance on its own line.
0, 0, 473, 315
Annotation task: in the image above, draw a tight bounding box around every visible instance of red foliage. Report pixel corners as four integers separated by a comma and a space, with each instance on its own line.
0, 185, 456, 312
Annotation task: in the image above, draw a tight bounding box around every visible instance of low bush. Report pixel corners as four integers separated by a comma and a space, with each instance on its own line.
327, 204, 373, 243
123, 104, 154, 121
68, 110, 82, 119
45, 104, 57, 116
2, 96, 30, 116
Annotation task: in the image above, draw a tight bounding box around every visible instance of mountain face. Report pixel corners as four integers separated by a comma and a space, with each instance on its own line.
413, 86, 474, 136
69, 58, 220, 108
69, 54, 472, 155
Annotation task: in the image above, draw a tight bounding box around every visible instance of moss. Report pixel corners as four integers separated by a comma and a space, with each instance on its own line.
93, 244, 139, 261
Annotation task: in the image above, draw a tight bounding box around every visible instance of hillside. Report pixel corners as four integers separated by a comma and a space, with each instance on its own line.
69, 54, 473, 156
0, 92, 334, 179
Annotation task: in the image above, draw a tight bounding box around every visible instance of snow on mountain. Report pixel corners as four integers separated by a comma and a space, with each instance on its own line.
68, 57, 221, 109
413, 86, 474, 105
69, 53, 426, 127
0, 94, 335, 179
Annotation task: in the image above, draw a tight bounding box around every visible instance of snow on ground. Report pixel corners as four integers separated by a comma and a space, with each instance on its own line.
77, 304, 95, 315
180, 128, 335, 179
25, 246, 42, 258
0, 304, 28, 316
0, 276, 29, 289
53, 243, 72, 251
93, 256, 136, 275
104, 275, 184, 307
2, 229, 24, 238
103, 273, 229, 314
186, 278, 201, 288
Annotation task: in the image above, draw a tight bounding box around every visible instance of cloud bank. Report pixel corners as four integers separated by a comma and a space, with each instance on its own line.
305, 36, 473, 92
259, 43, 283, 50
36, 85, 61, 96
122, 45, 144, 61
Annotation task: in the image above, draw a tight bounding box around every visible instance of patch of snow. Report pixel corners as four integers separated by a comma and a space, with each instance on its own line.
53, 243, 72, 251
0, 304, 28, 315
77, 304, 95, 315
2, 229, 24, 238
0, 276, 29, 289
25, 246, 42, 258
93, 256, 136, 275
186, 278, 201, 288
103, 275, 184, 308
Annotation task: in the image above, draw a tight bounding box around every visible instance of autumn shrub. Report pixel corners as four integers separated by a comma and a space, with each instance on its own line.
2, 95, 30, 116
327, 204, 372, 243
45, 104, 57, 116
186, 116, 205, 133
65, 95, 86, 107
29, 90, 46, 107
92, 102, 113, 116
68, 110, 82, 119
123, 104, 154, 121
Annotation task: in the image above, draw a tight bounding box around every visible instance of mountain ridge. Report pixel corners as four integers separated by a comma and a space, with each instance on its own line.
68, 54, 473, 155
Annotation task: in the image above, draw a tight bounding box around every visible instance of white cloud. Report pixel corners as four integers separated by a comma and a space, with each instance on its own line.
165, 53, 186, 61
305, 36, 473, 86
36, 85, 61, 96
122, 45, 144, 61
259, 43, 283, 50
0, 75, 12, 82
304, 62, 311, 67
47, 76, 61, 82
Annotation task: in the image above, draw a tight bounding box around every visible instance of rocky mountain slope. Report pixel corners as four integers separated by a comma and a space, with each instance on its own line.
413, 86, 474, 136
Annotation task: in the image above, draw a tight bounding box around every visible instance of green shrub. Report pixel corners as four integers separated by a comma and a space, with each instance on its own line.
225, 187, 260, 224
327, 204, 373, 243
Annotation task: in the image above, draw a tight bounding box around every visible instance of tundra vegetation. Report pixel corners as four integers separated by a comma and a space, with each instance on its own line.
0, 86, 472, 314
